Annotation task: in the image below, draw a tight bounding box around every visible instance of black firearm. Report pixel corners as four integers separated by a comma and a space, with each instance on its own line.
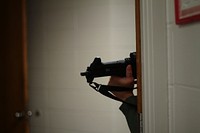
80, 52, 137, 83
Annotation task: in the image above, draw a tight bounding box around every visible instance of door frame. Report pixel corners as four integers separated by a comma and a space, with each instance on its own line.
140, 0, 169, 133
0, 0, 29, 132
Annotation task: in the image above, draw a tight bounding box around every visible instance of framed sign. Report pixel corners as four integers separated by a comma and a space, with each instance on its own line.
175, 0, 200, 24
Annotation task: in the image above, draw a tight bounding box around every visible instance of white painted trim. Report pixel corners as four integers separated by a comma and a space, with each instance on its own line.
140, 0, 169, 133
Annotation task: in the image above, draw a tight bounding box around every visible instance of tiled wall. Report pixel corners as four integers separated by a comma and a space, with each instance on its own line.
27, 0, 135, 133
167, 0, 200, 133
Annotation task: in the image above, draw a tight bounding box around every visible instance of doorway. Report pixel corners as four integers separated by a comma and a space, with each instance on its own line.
27, 0, 142, 132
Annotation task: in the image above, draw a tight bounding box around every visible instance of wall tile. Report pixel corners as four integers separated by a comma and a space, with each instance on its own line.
48, 110, 128, 133
166, 0, 175, 24
48, 88, 121, 111
173, 24, 200, 88
28, 68, 49, 89
170, 85, 200, 133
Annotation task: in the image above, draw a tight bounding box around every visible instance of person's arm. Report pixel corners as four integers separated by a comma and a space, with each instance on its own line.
120, 96, 138, 133
108, 65, 138, 133
108, 65, 134, 100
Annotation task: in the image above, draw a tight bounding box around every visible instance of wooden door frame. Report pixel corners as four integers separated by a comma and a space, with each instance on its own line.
135, 0, 142, 114
0, 0, 29, 132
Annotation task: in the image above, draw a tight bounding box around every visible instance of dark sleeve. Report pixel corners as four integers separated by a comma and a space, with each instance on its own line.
119, 96, 138, 133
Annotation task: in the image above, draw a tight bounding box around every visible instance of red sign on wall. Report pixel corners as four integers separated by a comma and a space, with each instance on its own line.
175, 0, 200, 24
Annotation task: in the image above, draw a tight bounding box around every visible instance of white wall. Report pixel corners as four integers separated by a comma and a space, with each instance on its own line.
167, 0, 200, 133
27, 0, 135, 133
142, 0, 200, 133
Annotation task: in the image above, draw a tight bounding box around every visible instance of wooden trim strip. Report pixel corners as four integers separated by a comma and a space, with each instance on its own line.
135, 0, 142, 113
